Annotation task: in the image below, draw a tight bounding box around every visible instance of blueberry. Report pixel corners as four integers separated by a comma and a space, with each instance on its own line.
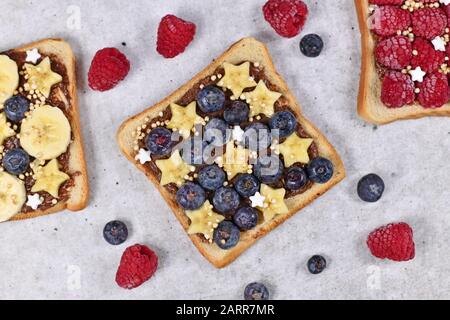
212, 187, 240, 214
254, 155, 284, 184
307, 255, 327, 274
285, 167, 308, 191
243, 123, 272, 151
145, 127, 174, 156
269, 111, 297, 138
357, 174, 385, 203
204, 118, 229, 146
244, 282, 270, 300
198, 165, 225, 191
306, 157, 333, 184
176, 182, 206, 210
233, 207, 258, 230
300, 34, 324, 58
213, 221, 240, 250
234, 174, 260, 198
2, 148, 30, 175
224, 101, 249, 125
197, 85, 226, 113
181, 138, 208, 165
103, 220, 128, 245
4, 96, 30, 122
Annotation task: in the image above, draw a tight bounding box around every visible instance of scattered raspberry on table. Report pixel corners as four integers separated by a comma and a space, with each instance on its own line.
88, 48, 130, 92
157, 14, 196, 58
263, 0, 309, 38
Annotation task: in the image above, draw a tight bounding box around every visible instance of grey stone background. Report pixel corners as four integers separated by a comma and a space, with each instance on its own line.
0, 0, 449, 300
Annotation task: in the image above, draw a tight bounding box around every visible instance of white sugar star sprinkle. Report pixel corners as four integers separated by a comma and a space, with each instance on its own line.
440, 0, 450, 6
432, 36, 446, 52
135, 148, 152, 164
250, 192, 266, 208
26, 194, 42, 210
25, 48, 41, 64
232, 126, 245, 143
410, 66, 426, 83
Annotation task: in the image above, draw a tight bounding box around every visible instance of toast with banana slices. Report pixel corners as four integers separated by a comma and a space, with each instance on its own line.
356, 0, 450, 125
117, 38, 345, 268
0, 38, 89, 222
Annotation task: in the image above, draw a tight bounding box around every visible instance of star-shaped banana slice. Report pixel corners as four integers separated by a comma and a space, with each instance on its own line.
256, 184, 289, 222
166, 101, 202, 139
244, 80, 282, 119
24, 57, 62, 97
277, 134, 313, 167
217, 62, 257, 98
0, 113, 15, 145
216, 141, 250, 180
186, 200, 225, 243
155, 150, 194, 186
31, 159, 70, 198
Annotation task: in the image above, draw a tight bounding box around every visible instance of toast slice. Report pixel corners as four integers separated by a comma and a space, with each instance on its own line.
0, 38, 89, 222
355, 0, 450, 125
117, 38, 345, 268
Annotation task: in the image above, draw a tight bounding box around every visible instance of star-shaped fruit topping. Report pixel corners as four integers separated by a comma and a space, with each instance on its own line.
155, 150, 194, 186
256, 184, 289, 222
217, 62, 257, 98
24, 57, 62, 97
166, 101, 201, 139
31, 159, 70, 198
244, 80, 282, 119
216, 141, 250, 180
186, 200, 225, 243
277, 134, 313, 167
0, 113, 15, 145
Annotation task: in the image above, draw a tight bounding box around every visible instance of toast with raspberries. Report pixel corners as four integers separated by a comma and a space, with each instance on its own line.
356, 0, 450, 125
0, 38, 89, 223
117, 38, 345, 268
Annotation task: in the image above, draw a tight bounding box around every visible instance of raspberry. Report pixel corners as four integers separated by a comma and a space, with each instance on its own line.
411, 38, 445, 73
157, 14, 196, 58
367, 223, 415, 262
115, 244, 158, 289
370, 6, 411, 37
263, 0, 308, 38
88, 48, 130, 92
375, 35, 412, 70
412, 8, 447, 40
417, 71, 449, 108
369, 0, 403, 5
381, 71, 415, 108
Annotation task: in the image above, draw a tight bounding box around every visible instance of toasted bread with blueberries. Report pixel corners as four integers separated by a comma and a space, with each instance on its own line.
356, 0, 450, 125
117, 37, 345, 268
0, 38, 89, 223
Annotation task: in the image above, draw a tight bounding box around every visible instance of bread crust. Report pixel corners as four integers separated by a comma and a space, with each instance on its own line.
355, 0, 450, 125
117, 38, 345, 268
2, 38, 89, 221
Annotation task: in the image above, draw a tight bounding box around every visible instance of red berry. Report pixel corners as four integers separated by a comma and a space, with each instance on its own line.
412, 7, 447, 40
411, 38, 445, 73
115, 244, 158, 289
367, 223, 415, 262
375, 35, 412, 70
88, 48, 130, 92
380, 71, 415, 108
417, 71, 449, 109
370, 6, 411, 37
263, 0, 308, 38
157, 14, 196, 59
369, 0, 403, 5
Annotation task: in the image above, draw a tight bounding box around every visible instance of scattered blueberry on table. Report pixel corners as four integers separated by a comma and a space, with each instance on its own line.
357, 173, 385, 203
244, 282, 270, 300
103, 221, 128, 245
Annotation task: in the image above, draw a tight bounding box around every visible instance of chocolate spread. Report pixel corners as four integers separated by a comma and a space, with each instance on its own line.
1, 50, 78, 213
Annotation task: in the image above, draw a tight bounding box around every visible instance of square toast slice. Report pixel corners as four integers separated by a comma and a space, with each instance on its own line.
117, 38, 345, 268
0, 38, 89, 222
355, 0, 450, 125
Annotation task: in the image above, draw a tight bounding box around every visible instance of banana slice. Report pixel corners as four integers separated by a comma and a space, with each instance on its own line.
20, 105, 71, 160
0, 113, 15, 145
0, 172, 26, 222
0, 55, 19, 105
